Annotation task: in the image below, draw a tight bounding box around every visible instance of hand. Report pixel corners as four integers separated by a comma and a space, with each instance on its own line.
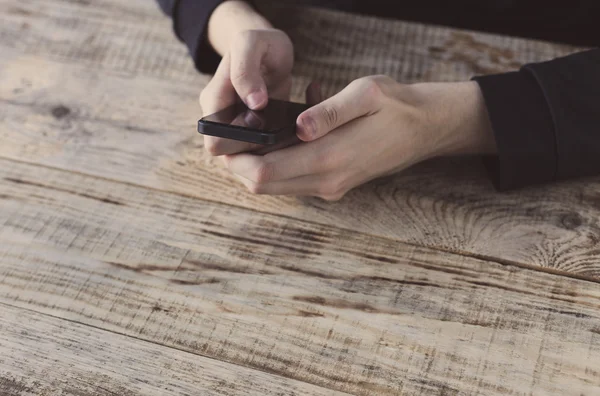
200, 28, 295, 155
223, 76, 497, 201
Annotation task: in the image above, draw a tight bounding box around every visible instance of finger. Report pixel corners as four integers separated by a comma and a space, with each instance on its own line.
305, 81, 322, 106
204, 136, 263, 156
230, 32, 269, 110
203, 110, 262, 155
213, 77, 290, 155
242, 78, 292, 156
208, 80, 289, 156
296, 79, 374, 141
200, 56, 264, 156
268, 77, 292, 101
243, 110, 265, 129
228, 110, 265, 129
199, 53, 236, 115
224, 137, 338, 183
233, 172, 332, 198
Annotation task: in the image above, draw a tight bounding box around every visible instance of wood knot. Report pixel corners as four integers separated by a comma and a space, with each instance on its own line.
51, 105, 71, 119
561, 213, 583, 230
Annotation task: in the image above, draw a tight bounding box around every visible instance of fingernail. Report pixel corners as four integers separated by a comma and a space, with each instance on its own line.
298, 115, 316, 140
243, 110, 263, 129
246, 92, 264, 109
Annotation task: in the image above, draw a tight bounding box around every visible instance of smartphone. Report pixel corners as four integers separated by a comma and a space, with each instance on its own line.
197, 99, 310, 145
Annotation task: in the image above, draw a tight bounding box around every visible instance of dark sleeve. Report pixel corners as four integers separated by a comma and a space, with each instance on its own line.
156, 0, 224, 73
473, 49, 600, 191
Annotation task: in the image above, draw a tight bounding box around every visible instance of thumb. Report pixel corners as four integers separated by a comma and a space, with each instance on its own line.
296, 80, 373, 141
229, 32, 269, 110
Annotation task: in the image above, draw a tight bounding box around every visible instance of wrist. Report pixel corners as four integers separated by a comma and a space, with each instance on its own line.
207, 1, 273, 56
411, 81, 497, 159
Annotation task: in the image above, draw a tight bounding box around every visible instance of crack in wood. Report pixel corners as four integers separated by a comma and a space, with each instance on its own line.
4, 177, 125, 206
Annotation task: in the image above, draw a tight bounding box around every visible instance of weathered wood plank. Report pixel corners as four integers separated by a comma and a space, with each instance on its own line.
1, 159, 600, 395
255, 1, 583, 95
0, 0, 581, 93
0, 303, 348, 396
0, 0, 199, 82
2, 53, 600, 279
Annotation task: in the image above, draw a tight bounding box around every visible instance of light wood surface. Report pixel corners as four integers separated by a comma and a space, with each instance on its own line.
1, 0, 599, 395
0, 303, 348, 396
2, 159, 600, 395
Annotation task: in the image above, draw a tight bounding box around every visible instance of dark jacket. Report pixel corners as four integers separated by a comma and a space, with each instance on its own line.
157, 0, 600, 191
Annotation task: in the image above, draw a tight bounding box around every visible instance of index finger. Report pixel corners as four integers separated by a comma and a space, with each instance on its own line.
200, 54, 262, 155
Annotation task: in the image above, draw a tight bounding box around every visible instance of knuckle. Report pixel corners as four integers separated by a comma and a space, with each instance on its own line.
318, 175, 347, 201
319, 105, 338, 129
234, 29, 258, 45
252, 161, 274, 184
373, 74, 394, 83
347, 77, 364, 89
247, 181, 265, 195
231, 67, 251, 85
359, 75, 395, 101
361, 77, 384, 100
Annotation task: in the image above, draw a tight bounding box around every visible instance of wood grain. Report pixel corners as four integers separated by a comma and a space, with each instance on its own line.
0, 0, 199, 82
254, 1, 582, 96
0, 0, 581, 94
1, 158, 600, 395
1, 38, 599, 278
0, 303, 348, 396
2, 2, 600, 394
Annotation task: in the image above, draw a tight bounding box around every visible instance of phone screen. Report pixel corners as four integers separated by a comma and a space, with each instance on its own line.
201, 99, 310, 134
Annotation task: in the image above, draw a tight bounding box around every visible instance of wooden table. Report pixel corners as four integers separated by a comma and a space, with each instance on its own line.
1, 0, 599, 395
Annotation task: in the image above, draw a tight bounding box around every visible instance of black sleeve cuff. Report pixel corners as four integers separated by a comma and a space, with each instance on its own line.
523, 49, 600, 181
473, 70, 557, 191
174, 0, 224, 74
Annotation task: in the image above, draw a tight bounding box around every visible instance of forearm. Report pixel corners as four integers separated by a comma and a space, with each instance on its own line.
207, 1, 273, 56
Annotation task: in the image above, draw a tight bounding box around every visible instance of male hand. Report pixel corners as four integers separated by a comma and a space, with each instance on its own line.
200, 28, 295, 155
222, 76, 497, 201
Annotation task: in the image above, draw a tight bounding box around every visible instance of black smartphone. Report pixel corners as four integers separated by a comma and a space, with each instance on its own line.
197, 99, 310, 145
